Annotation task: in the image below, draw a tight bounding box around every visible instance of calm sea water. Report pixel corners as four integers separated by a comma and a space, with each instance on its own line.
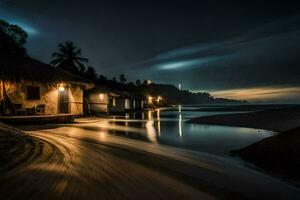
108, 106, 274, 156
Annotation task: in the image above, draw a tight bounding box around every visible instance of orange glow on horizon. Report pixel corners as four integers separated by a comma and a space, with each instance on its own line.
210, 86, 300, 102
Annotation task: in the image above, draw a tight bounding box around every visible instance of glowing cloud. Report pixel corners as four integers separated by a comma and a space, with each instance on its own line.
211, 86, 300, 102
155, 56, 224, 70
10, 20, 38, 35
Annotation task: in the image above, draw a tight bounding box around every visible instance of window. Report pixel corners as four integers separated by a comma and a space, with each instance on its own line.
27, 86, 40, 100
109, 97, 116, 107
125, 99, 130, 109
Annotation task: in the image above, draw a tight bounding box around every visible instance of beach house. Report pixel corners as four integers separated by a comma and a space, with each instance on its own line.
0, 57, 93, 116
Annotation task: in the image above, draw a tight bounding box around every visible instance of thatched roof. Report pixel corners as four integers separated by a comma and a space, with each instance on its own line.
0, 57, 94, 88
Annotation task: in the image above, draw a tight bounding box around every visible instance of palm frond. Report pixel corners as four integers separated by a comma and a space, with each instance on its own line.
74, 56, 88, 62
50, 58, 64, 66
58, 43, 69, 54
74, 60, 86, 71
52, 52, 65, 58
75, 48, 82, 56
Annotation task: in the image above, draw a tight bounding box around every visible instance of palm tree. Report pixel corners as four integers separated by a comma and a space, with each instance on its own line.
51, 41, 88, 74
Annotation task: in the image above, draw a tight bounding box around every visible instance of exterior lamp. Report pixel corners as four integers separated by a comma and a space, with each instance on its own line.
178, 84, 181, 90
99, 93, 104, 100
157, 96, 162, 103
58, 85, 65, 92
148, 96, 153, 103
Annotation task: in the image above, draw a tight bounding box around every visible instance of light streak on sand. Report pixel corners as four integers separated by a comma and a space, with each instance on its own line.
1, 120, 300, 199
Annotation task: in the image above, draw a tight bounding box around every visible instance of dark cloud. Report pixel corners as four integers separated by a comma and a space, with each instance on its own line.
1, 0, 300, 101
124, 15, 300, 91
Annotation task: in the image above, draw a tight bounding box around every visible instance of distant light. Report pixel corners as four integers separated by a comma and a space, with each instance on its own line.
147, 80, 152, 85
157, 96, 162, 103
99, 93, 104, 100
178, 84, 181, 90
148, 96, 153, 103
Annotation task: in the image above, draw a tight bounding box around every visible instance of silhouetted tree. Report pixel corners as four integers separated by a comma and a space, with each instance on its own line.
112, 77, 117, 82
98, 75, 107, 81
135, 79, 141, 86
119, 74, 127, 83
143, 80, 148, 85
127, 82, 134, 87
0, 19, 28, 115
0, 19, 28, 46
50, 41, 88, 74
85, 66, 98, 81
0, 19, 27, 59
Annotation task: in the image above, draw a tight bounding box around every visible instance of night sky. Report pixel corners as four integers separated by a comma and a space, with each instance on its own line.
1, 0, 300, 102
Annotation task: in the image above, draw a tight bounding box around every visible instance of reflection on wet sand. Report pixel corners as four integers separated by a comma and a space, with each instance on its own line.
5, 112, 298, 200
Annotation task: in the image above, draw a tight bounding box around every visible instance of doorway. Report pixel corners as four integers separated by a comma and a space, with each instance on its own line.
59, 87, 70, 114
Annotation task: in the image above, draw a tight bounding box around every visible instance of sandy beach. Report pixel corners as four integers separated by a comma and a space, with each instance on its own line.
1, 120, 300, 199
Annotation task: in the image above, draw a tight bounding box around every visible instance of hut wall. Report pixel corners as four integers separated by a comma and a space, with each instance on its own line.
0, 81, 3, 100
87, 93, 108, 113
69, 86, 84, 115
2, 81, 58, 115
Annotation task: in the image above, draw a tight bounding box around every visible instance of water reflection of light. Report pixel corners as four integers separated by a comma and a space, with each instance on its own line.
146, 120, 157, 143
179, 114, 183, 139
157, 109, 161, 137
148, 110, 152, 120
96, 130, 108, 141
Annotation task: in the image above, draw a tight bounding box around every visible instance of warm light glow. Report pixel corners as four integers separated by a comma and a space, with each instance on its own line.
99, 93, 104, 100
156, 96, 162, 103
148, 96, 153, 103
211, 86, 300, 102
58, 86, 65, 92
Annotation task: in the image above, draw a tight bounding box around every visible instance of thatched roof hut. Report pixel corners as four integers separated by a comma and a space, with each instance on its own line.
0, 57, 93, 89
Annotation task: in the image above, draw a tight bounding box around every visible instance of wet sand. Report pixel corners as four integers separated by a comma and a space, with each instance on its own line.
232, 127, 300, 183
188, 107, 300, 184
0, 120, 300, 199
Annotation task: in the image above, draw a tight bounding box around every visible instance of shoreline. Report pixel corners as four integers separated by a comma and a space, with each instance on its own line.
188, 107, 300, 183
